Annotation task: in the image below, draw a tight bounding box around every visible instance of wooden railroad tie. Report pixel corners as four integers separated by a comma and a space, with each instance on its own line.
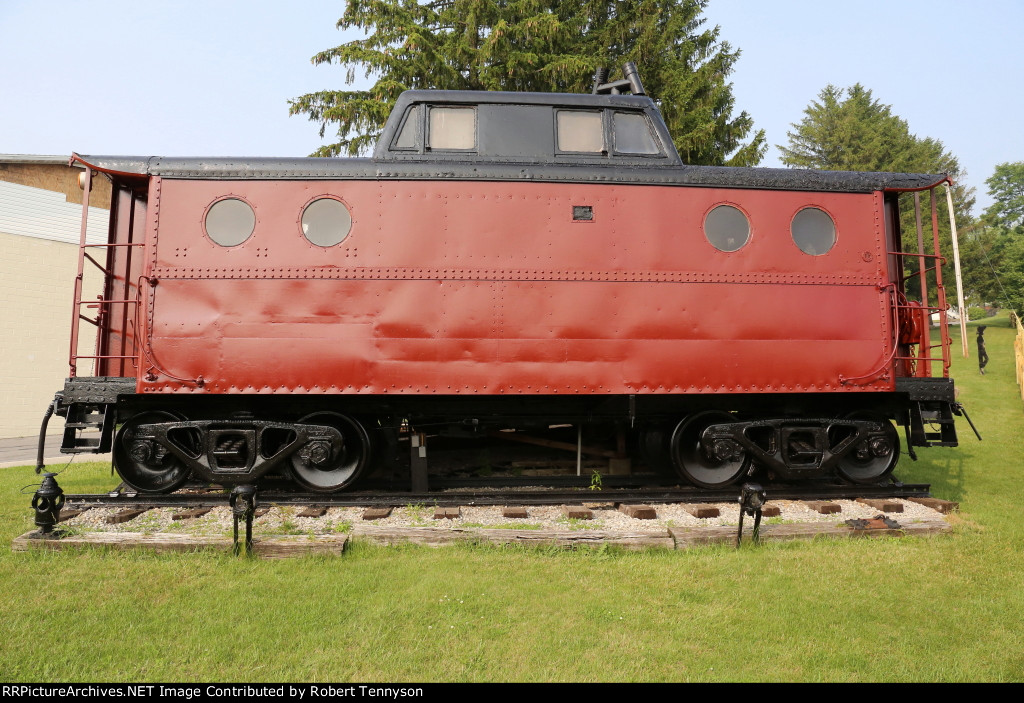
12, 532, 347, 559
104, 509, 149, 525
253, 508, 271, 518
855, 498, 903, 513
502, 507, 529, 519
171, 508, 211, 521
667, 517, 949, 549
682, 504, 720, 519
562, 506, 593, 520
760, 504, 781, 518
618, 504, 657, 520
362, 507, 393, 520
58, 508, 90, 523
905, 497, 959, 514
434, 507, 461, 520
805, 501, 842, 515
297, 507, 328, 518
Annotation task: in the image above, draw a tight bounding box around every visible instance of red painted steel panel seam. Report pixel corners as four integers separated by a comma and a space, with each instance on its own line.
147, 266, 880, 286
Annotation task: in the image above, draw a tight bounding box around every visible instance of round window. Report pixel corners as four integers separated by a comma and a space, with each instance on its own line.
703, 204, 750, 252
204, 198, 255, 247
301, 197, 352, 247
791, 207, 836, 256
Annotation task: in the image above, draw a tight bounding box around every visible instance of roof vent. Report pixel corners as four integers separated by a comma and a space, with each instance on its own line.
592, 62, 646, 96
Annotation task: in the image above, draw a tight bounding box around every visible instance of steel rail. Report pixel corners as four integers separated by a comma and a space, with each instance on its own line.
63, 482, 932, 510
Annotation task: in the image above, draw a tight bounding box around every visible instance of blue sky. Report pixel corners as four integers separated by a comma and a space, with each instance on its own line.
1, 0, 1019, 213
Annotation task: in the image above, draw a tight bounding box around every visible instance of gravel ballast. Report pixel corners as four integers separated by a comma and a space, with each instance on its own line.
60, 498, 947, 537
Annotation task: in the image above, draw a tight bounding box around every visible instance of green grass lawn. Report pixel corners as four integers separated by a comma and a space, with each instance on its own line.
1, 316, 1022, 682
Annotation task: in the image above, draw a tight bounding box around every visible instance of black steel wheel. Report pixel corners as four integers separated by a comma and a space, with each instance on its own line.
113, 411, 192, 493
637, 425, 673, 475
669, 411, 751, 489
836, 412, 899, 484
288, 412, 371, 493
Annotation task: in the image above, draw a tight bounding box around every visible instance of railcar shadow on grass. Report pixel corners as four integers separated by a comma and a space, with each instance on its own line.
897, 447, 967, 504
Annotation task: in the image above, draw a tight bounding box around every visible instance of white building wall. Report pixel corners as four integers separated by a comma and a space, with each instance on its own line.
0, 180, 107, 245
0, 181, 109, 438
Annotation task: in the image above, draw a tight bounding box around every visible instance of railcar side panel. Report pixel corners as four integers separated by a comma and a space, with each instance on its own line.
143, 278, 888, 395
150, 179, 886, 277
140, 180, 894, 396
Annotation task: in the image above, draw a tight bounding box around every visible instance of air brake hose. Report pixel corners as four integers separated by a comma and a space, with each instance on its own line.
35, 398, 57, 475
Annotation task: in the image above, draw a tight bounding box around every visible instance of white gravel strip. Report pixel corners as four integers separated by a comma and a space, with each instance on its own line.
59, 498, 946, 536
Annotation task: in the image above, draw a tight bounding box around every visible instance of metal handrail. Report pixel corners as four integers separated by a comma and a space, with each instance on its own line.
69, 170, 142, 377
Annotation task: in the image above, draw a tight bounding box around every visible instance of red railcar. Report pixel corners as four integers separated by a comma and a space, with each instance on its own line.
51, 72, 965, 493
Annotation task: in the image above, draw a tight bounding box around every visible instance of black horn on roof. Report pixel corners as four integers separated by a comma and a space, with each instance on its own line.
593, 62, 646, 96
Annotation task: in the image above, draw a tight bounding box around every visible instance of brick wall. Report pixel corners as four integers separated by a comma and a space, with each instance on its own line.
0, 233, 102, 438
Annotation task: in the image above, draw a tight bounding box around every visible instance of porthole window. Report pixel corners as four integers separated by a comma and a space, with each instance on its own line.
703, 204, 750, 252
205, 198, 255, 247
791, 207, 836, 255
301, 197, 352, 247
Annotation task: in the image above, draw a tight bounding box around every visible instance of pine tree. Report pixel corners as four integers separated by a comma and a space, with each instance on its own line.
288, 0, 765, 165
983, 162, 1024, 230
958, 223, 1022, 313
965, 162, 1024, 314
779, 83, 976, 306
779, 84, 968, 184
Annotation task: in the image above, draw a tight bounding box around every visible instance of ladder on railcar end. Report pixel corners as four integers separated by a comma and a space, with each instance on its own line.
891, 186, 960, 447
64, 167, 142, 453
892, 188, 953, 379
